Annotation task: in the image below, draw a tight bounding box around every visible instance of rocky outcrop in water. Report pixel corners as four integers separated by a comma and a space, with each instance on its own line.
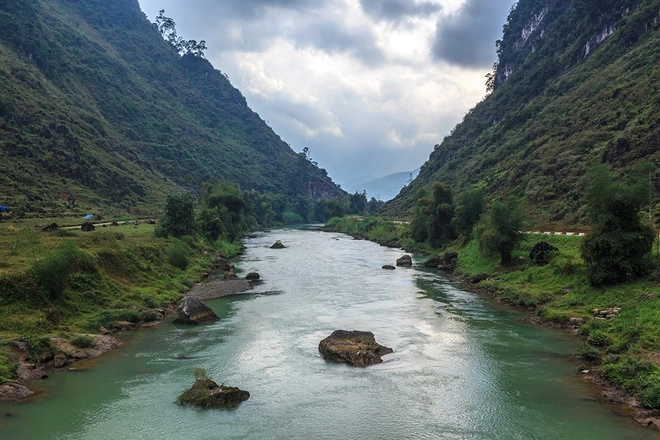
396, 255, 412, 267
0, 383, 34, 401
176, 379, 250, 408
173, 296, 219, 325
270, 240, 286, 249
318, 330, 393, 367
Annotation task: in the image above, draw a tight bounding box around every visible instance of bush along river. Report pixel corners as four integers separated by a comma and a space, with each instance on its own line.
0, 227, 658, 439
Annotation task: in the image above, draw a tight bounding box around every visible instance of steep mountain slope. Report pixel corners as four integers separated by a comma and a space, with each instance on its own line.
385, 0, 660, 227
0, 0, 342, 216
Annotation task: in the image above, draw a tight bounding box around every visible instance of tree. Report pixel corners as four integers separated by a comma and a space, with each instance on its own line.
348, 191, 367, 215
452, 186, 484, 237
411, 182, 455, 248
157, 192, 196, 238
154, 10, 206, 58
580, 164, 655, 286
475, 196, 524, 264
199, 182, 246, 242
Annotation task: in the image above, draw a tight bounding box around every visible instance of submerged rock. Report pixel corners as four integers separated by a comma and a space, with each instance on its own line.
318, 330, 393, 367
382, 265, 395, 270
176, 379, 250, 408
173, 296, 219, 325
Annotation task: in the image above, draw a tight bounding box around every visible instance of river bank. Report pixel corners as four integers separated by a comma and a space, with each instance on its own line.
0, 271, 258, 402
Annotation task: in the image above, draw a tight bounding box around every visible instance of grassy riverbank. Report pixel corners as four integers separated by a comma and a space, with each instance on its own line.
326, 216, 660, 410
0, 218, 241, 384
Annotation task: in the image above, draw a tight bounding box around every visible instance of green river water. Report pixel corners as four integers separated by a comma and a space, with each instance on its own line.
0, 228, 658, 439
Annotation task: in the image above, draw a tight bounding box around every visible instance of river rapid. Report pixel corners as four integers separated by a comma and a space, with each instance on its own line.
1, 227, 658, 439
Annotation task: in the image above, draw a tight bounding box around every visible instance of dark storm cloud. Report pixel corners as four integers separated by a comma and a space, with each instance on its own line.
194, 0, 319, 20
431, 0, 512, 67
291, 20, 386, 66
359, 0, 442, 21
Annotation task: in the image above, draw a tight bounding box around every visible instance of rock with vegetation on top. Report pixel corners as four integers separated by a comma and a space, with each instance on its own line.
173, 296, 219, 325
176, 370, 249, 408
270, 240, 286, 249
318, 330, 393, 367
396, 255, 412, 267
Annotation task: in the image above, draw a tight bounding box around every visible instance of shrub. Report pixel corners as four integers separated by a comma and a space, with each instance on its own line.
587, 330, 613, 347
0, 347, 16, 384
640, 383, 660, 409
576, 343, 602, 361
165, 239, 190, 270
31, 240, 82, 301
70, 334, 95, 348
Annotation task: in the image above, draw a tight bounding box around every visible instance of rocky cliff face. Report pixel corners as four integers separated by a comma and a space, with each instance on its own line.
494, 0, 660, 89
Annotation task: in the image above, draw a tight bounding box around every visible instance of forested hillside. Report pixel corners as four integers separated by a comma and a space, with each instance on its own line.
0, 0, 343, 217
385, 0, 660, 228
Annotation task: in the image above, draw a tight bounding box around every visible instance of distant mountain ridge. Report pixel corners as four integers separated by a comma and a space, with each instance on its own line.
384, 0, 660, 227
347, 169, 419, 201
0, 0, 343, 215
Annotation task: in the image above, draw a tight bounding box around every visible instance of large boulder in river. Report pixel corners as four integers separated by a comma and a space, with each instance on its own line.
173, 296, 219, 325
318, 330, 393, 367
176, 379, 250, 408
396, 255, 412, 267
270, 240, 286, 249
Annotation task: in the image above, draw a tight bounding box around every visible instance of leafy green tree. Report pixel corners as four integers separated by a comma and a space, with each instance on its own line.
156, 192, 196, 238
580, 164, 655, 286
349, 191, 367, 215
366, 197, 384, 215
452, 187, 485, 237
199, 182, 246, 242
475, 196, 524, 264
411, 183, 455, 248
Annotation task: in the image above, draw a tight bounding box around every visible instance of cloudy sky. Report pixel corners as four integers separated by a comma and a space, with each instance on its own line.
137, 0, 515, 194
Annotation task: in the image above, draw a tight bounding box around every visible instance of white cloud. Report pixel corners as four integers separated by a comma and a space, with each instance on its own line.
138, 0, 515, 188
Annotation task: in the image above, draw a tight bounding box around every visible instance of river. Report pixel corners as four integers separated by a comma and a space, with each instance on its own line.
0, 228, 657, 439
